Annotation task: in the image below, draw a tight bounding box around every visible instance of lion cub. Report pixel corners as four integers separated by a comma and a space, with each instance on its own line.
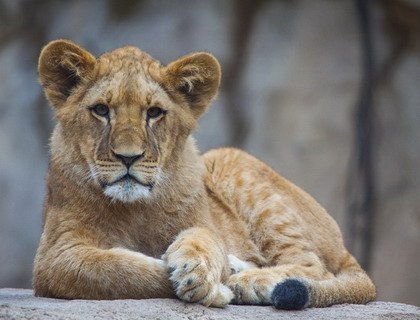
33, 39, 375, 309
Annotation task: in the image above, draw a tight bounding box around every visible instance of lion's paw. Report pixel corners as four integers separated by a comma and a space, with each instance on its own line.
164, 246, 233, 307
227, 268, 278, 305
228, 254, 258, 275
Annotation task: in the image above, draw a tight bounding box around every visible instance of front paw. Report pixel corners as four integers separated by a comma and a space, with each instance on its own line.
227, 268, 278, 305
163, 243, 233, 307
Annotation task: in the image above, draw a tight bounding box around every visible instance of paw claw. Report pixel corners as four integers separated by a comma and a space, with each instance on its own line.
168, 266, 176, 274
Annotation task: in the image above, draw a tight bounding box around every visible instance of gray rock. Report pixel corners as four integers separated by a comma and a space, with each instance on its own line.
0, 288, 419, 320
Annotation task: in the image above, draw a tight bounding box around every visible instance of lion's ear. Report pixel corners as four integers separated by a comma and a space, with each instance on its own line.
164, 52, 221, 119
38, 39, 96, 108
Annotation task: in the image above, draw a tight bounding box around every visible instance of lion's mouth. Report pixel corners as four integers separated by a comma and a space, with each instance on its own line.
101, 173, 154, 190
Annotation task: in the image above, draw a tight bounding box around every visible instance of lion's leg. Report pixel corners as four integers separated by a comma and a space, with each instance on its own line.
33, 241, 174, 299
204, 149, 347, 308
227, 251, 333, 306
163, 227, 234, 307
228, 201, 334, 307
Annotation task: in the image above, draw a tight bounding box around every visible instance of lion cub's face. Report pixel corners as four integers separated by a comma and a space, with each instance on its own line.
79, 58, 175, 202
38, 40, 220, 202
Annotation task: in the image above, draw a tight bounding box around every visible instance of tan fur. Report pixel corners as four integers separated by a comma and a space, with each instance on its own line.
33, 40, 376, 308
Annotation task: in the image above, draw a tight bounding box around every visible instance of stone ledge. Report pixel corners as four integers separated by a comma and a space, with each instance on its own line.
0, 288, 419, 320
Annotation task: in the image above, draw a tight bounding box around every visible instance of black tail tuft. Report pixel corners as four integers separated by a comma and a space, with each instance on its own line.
271, 279, 309, 310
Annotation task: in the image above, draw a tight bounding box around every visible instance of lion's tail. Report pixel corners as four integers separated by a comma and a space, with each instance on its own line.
271, 252, 376, 310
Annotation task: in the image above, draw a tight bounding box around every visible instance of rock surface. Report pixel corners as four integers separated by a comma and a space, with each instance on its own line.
0, 289, 419, 320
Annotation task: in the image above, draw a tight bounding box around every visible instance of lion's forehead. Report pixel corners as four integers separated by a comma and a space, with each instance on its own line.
96, 46, 160, 77
82, 46, 161, 100
84, 70, 168, 108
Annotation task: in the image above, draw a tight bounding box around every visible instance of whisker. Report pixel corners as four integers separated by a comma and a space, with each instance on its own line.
135, 170, 156, 175
96, 164, 122, 168
136, 163, 158, 168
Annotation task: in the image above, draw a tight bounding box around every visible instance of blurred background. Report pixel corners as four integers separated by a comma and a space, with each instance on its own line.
0, 0, 419, 306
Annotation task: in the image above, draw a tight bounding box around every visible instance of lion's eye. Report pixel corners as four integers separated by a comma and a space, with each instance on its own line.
147, 106, 165, 119
91, 104, 109, 117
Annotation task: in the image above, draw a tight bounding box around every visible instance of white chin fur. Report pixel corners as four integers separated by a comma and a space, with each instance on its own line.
104, 182, 151, 202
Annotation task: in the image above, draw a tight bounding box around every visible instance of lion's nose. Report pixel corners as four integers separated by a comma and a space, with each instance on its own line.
112, 151, 144, 168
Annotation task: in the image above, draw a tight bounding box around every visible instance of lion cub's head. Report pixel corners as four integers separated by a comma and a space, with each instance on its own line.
38, 40, 220, 202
